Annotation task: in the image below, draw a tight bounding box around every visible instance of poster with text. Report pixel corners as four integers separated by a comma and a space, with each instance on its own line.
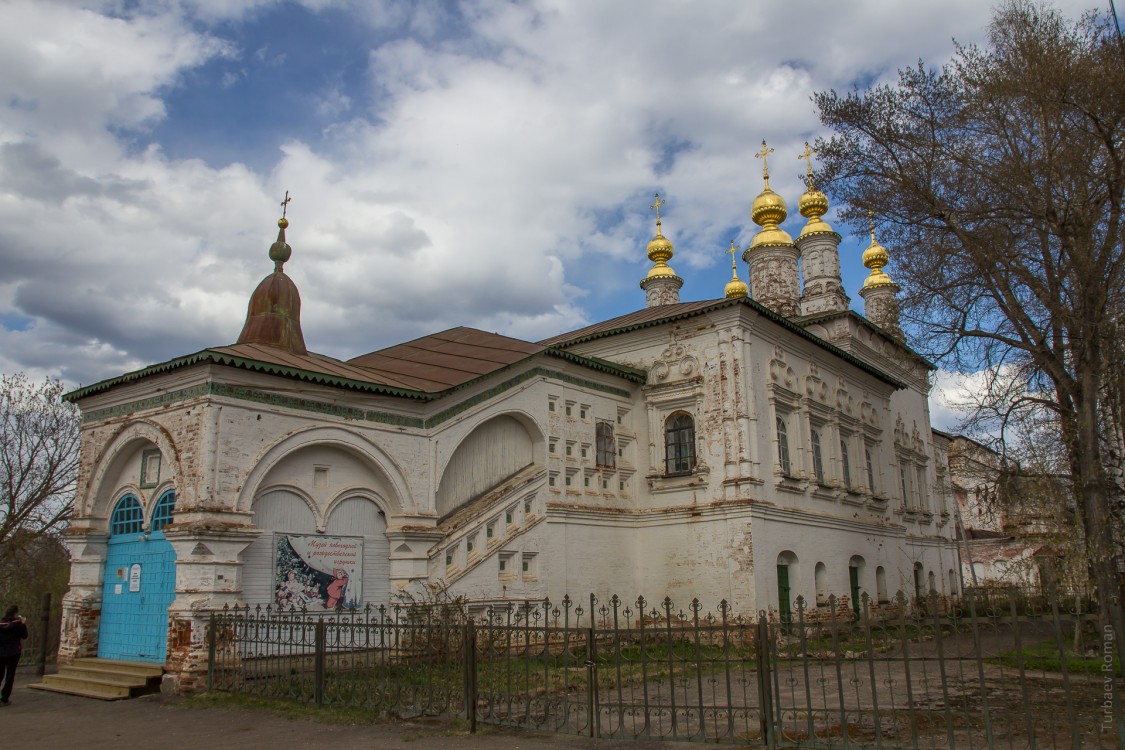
274, 534, 363, 611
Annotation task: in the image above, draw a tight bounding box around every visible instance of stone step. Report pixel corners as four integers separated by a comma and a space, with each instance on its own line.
29, 676, 132, 700
27, 658, 164, 700
70, 658, 163, 678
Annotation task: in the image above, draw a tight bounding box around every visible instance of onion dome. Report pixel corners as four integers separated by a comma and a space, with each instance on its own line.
640, 193, 683, 285
796, 142, 834, 239
723, 240, 748, 299
748, 140, 795, 250
861, 213, 898, 291
236, 194, 308, 355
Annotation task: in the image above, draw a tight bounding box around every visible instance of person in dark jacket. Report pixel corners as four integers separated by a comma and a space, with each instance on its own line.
0, 605, 29, 705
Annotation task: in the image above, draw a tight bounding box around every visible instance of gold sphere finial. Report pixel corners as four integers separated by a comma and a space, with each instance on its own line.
644, 192, 676, 271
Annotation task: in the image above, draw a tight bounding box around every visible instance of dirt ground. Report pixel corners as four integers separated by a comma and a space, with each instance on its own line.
1, 672, 701, 750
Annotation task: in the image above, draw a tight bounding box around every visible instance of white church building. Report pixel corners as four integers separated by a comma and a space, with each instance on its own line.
58, 146, 960, 690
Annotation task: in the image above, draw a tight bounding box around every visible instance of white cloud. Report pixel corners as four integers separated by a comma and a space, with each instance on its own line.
0, 0, 1098, 388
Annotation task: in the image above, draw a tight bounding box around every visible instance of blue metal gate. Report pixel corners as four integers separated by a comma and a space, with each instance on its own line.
98, 494, 177, 663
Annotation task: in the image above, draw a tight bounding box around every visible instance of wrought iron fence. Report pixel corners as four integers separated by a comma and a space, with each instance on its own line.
207, 588, 1125, 748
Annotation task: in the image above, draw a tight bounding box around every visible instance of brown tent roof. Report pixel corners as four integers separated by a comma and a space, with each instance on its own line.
539, 300, 721, 347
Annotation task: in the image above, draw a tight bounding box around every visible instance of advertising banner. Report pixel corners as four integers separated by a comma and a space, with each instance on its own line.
274, 534, 363, 611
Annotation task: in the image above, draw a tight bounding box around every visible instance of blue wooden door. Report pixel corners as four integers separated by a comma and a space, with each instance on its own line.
98, 531, 176, 662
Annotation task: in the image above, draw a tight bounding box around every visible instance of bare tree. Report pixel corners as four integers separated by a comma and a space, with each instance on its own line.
0, 373, 80, 581
814, 0, 1124, 667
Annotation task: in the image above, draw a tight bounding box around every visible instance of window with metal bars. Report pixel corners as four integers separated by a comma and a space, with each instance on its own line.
776, 417, 791, 476
664, 412, 696, 475
151, 490, 176, 531
110, 495, 144, 536
596, 421, 615, 468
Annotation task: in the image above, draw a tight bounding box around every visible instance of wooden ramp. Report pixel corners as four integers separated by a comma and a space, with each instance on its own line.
29, 658, 163, 700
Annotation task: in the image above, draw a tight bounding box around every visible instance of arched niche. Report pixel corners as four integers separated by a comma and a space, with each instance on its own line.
85, 420, 180, 522
235, 427, 409, 519
435, 413, 541, 518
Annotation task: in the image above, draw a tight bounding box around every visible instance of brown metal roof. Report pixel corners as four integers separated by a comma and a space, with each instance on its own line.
538, 300, 721, 347
347, 327, 546, 391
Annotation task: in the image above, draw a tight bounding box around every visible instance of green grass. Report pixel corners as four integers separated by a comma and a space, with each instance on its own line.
988, 637, 1122, 676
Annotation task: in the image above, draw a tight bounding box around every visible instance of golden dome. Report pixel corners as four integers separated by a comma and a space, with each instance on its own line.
796, 142, 834, 239
647, 232, 674, 264
861, 214, 899, 290
724, 241, 748, 298
751, 187, 788, 227
748, 140, 795, 251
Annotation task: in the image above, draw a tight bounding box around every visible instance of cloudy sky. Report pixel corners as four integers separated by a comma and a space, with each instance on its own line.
0, 0, 1097, 426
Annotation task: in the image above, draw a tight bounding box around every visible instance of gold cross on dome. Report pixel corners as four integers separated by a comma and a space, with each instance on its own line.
650, 193, 665, 230
868, 209, 876, 243
727, 239, 739, 269
798, 141, 816, 189
754, 140, 775, 184
280, 191, 292, 218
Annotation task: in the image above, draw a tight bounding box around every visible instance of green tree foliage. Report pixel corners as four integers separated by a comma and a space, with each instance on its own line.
813, 0, 1124, 665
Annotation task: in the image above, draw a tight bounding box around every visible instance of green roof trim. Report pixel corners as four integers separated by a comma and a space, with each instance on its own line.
78, 365, 636, 428
64, 349, 435, 403
549, 297, 907, 390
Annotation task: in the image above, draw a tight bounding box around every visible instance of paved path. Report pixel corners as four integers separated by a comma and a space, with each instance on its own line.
1, 682, 701, 750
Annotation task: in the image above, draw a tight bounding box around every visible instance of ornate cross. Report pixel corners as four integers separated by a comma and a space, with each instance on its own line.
727, 239, 739, 270
280, 191, 292, 219
754, 140, 775, 184
650, 193, 665, 226
798, 141, 816, 189
868, 209, 876, 242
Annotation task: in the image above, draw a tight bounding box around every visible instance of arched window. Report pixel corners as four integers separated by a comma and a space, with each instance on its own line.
840, 439, 852, 488
776, 417, 791, 476
948, 569, 958, 596
151, 490, 176, 532
110, 495, 144, 536
811, 429, 825, 484
665, 413, 696, 475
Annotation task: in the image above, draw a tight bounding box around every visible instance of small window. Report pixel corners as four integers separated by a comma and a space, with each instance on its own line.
524, 500, 532, 515
596, 422, 616, 468
505, 508, 514, 524
445, 550, 454, 567
664, 412, 696, 475
840, 440, 852, 488
522, 552, 537, 577
486, 522, 495, 539
580, 446, 588, 458
565, 404, 573, 416
150, 490, 176, 532
548, 400, 556, 412
776, 417, 791, 476
900, 465, 910, 508
549, 440, 557, 453
602, 479, 608, 489
466, 537, 475, 553
110, 495, 144, 536
811, 429, 825, 485
549, 474, 556, 487
619, 480, 626, 491
580, 406, 587, 419
565, 443, 573, 456
583, 475, 590, 487
865, 445, 876, 492
565, 475, 572, 486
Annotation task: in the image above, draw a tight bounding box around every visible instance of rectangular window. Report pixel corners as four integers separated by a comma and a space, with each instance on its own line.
840, 439, 852, 488
811, 428, 825, 485
486, 522, 495, 539
522, 552, 538, 578
505, 508, 514, 524
524, 500, 532, 515
865, 444, 876, 493
445, 550, 454, 567
776, 416, 792, 476
579, 406, 588, 419
665, 413, 696, 474
549, 440, 557, 453
596, 422, 616, 468
916, 466, 928, 512
581, 445, 588, 458
900, 465, 911, 508
548, 474, 556, 487
548, 400, 556, 412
